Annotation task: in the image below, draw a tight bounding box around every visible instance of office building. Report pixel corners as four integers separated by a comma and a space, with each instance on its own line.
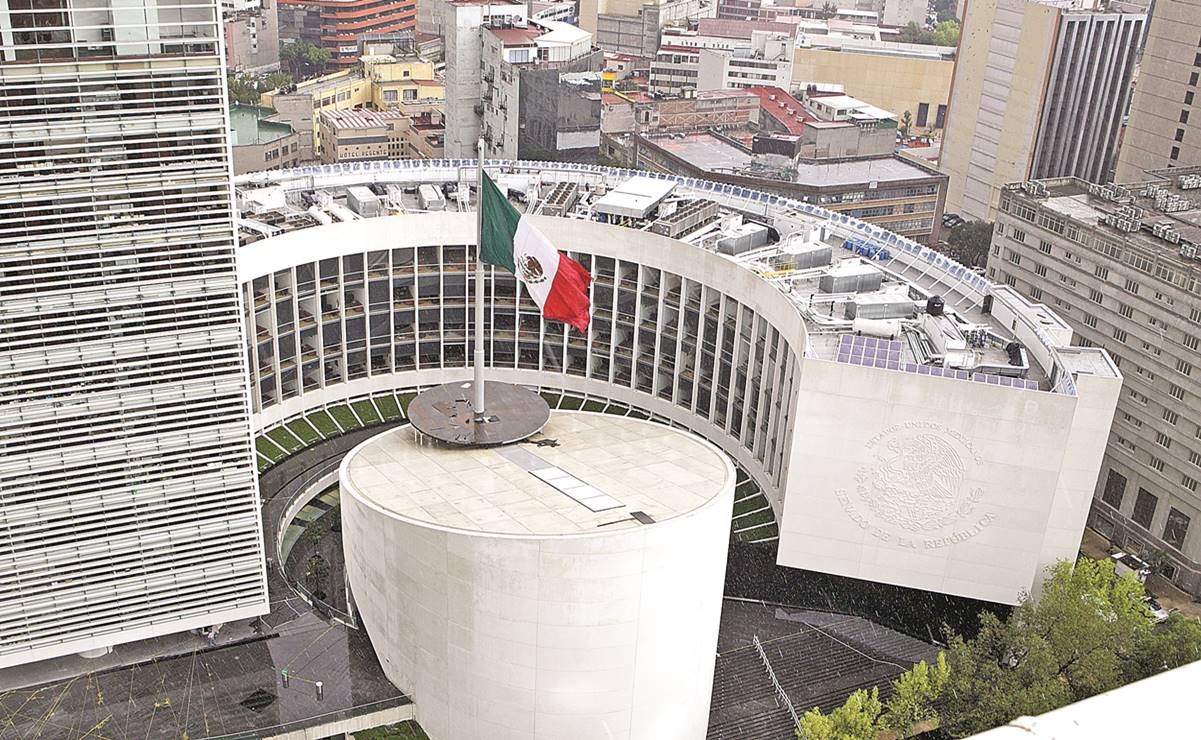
223, 0, 282, 73
754, 88, 899, 159
649, 22, 794, 95
581, 0, 713, 57
1115, 0, 1201, 180
230, 104, 302, 172
941, 0, 1145, 221
696, 43, 792, 91
600, 88, 760, 135
990, 168, 1201, 596
436, 0, 529, 157
791, 33, 956, 138
237, 159, 1119, 606
260, 53, 441, 160
278, 0, 418, 68
630, 131, 945, 243
319, 107, 445, 162
0, 0, 267, 669
719, 0, 925, 25
480, 20, 603, 160
716, 0, 805, 21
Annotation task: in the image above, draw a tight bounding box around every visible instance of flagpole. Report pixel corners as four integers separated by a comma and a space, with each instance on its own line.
473, 138, 486, 418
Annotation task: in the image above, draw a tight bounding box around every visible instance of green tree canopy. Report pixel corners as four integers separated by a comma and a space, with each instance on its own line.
280, 40, 331, 80
946, 221, 994, 268
797, 560, 1199, 740
226, 71, 295, 107
932, 20, 961, 47
938, 558, 1157, 737
933, 0, 959, 22
1125, 612, 1201, 682
797, 688, 882, 740
897, 19, 960, 47
227, 75, 259, 105
882, 652, 949, 736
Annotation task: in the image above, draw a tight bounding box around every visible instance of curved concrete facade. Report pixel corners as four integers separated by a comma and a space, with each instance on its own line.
238, 159, 1123, 605
340, 414, 735, 740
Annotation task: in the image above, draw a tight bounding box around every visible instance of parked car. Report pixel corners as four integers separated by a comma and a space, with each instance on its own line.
1143, 595, 1172, 624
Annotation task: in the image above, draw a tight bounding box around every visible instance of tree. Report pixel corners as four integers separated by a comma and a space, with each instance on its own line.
280, 41, 330, 80
279, 41, 302, 78
304, 43, 331, 77
797, 560, 1198, 739
937, 558, 1154, 737
897, 22, 928, 44
226, 72, 294, 108
796, 688, 882, 740
260, 71, 293, 93
881, 652, 949, 737
937, 612, 1070, 737
934, 0, 959, 23
897, 19, 960, 47
820, 2, 838, 19
305, 552, 330, 601
1125, 613, 1201, 682
932, 20, 961, 47
1140, 547, 1171, 577
227, 75, 259, 105
899, 110, 913, 138
946, 221, 994, 268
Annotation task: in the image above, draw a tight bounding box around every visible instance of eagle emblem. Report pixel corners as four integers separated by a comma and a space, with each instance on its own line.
857, 430, 981, 532
517, 254, 547, 284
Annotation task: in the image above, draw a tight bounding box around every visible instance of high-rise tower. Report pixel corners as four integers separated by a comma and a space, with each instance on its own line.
1115, 0, 1201, 180
0, 0, 268, 669
941, 0, 1145, 221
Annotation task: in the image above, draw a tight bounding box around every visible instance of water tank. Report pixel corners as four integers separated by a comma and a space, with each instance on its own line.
1006, 341, 1024, 366
927, 295, 945, 317
853, 318, 902, 339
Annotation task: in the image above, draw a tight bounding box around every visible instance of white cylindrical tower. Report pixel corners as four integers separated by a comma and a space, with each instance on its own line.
340, 411, 735, 740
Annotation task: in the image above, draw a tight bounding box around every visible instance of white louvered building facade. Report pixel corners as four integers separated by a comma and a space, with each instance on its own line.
0, 0, 268, 669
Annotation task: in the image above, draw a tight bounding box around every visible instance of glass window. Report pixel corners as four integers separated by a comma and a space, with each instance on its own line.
1102, 469, 1126, 509
1164, 508, 1190, 550
1133, 488, 1158, 528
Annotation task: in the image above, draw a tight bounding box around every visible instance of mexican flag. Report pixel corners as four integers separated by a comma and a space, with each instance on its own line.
479, 171, 592, 333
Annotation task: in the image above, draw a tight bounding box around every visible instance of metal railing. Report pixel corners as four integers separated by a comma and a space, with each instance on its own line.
753, 634, 800, 729
235, 158, 1072, 393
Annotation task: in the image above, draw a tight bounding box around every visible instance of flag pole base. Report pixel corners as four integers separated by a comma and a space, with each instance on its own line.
408, 381, 550, 447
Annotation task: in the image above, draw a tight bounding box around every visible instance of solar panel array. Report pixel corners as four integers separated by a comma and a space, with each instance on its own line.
837, 335, 904, 369
835, 335, 1040, 391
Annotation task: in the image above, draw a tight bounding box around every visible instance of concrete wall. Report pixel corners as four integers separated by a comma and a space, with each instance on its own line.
224, 2, 281, 74
236, 165, 1120, 606
517, 52, 604, 161
777, 357, 1120, 604
233, 131, 301, 174
939, 0, 1059, 221
1115, 0, 1201, 180
791, 48, 954, 137
340, 417, 734, 740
